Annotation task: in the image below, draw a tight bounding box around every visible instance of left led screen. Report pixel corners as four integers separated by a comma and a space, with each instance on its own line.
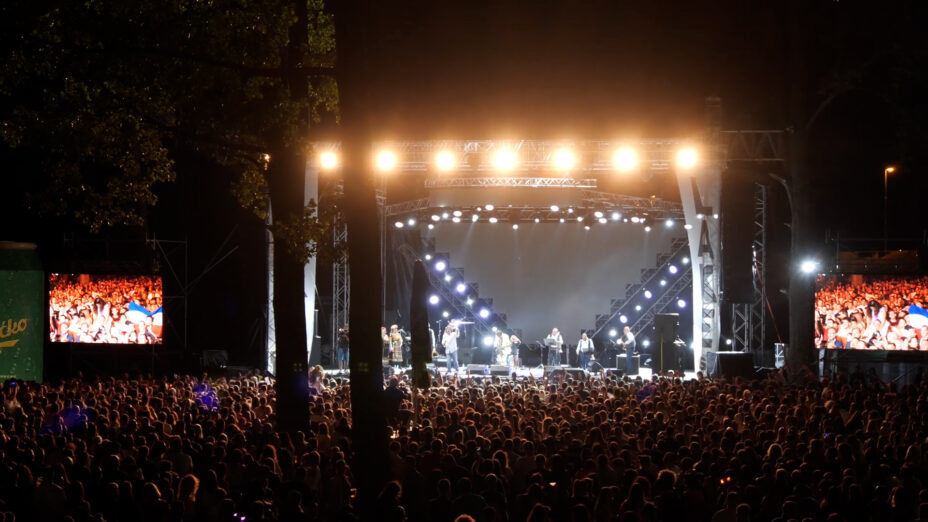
49, 274, 163, 344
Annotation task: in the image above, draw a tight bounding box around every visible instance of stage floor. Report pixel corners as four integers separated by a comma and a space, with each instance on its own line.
324, 365, 699, 381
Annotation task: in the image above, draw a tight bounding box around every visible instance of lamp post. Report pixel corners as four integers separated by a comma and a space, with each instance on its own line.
884, 166, 896, 253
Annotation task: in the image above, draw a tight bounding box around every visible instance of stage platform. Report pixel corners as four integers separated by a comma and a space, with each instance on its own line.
323, 365, 699, 382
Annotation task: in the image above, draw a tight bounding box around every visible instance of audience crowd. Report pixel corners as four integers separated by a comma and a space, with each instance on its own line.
815, 275, 928, 350
48, 275, 163, 344
3, 366, 928, 521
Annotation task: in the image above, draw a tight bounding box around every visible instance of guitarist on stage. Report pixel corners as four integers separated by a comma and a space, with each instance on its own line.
617, 326, 637, 375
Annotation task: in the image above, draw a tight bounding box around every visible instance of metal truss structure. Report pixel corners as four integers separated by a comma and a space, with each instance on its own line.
331, 219, 350, 350
720, 131, 785, 163
731, 183, 769, 363
425, 177, 598, 189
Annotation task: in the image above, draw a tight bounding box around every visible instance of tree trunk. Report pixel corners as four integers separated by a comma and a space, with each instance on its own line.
334, 0, 392, 513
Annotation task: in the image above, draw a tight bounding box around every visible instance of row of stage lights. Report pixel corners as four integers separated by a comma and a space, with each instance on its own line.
395, 210, 712, 231
424, 255, 494, 322
316, 146, 699, 173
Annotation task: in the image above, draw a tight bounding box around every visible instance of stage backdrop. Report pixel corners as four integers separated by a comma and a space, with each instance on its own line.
0, 243, 43, 381
430, 223, 681, 345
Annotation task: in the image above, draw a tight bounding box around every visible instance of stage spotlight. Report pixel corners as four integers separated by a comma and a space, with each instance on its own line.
394, 221, 404, 228
642, 340, 651, 348
611, 211, 621, 221
466, 297, 474, 306
377, 150, 397, 171
434, 260, 447, 271
441, 212, 450, 219
431, 214, 440, 222
635, 305, 642, 311
493, 148, 517, 172
677, 148, 697, 169
407, 218, 416, 226
442, 310, 450, 318
598, 217, 608, 224
614, 147, 637, 171
623, 218, 629, 223
427, 224, 435, 230
444, 274, 452, 282
620, 315, 628, 324
489, 217, 498, 224
713, 213, 719, 219
452, 217, 461, 223
669, 265, 678, 274
424, 254, 432, 260
319, 151, 338, 170
479, 308, 490, 319
483, 336, 495, 347
644, 226, 652, 232
696, 213, 704, 219
435, 151, 455, 171
631, 216, 640, 223
594, 211, 604, 219
491, 326, 498, 332
512, 224, 519, 230
577, 216, 584, 222
456, 282, 467, 294
550, 205, 560, 212
429, 295, 440, 305
552, 148, 575, 171
584, 225, 591, 230
485, 204, 495, 211
559, 218, 565, 223
684, 223, 693, 230
665, 219, 674, 228
472, 214, 479, 222
725, 339, 733, 346
677, 299, 686, 308
609, 329, 617, 338
660, 279, 666, 286
644, 290, 652, 299
534, 217, 540, 223
800, 259, 818, 274
452, 210, 462, 217
682, 256, 690, 265
567, 208, 574, 214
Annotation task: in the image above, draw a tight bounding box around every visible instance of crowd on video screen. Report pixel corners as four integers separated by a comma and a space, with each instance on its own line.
49, 274, 163, 344
815, 274, 928, 350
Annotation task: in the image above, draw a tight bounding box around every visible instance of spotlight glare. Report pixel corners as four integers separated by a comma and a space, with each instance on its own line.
434, 260, 447, 272
598, 217, 608, 224
644, 225, 652, 232
435, 150, 455, 171
713, 213, 719, 219
567, 208, 574, 214
800, 260, 818, 274
478, 308, 490, 319
669, 265, 678, 274
534, 217, 540, 223
559, 218, 565, 223
456, 283, 467, 294
635, 305, 642, 311
493, 148, 517, 172
684, 223, 693, 230
442, 310, 450, 318
552, 148, 575, 171
611, 212, 621, 221
472, 214, 479, 222
431, 214, 440, 221
394, 221, 404, 228
644, 290, 652, 299
696, 213, 705, 219
682, 256, 690, 264
489, 217, 498, 224
550, 205, 560, 212
407, 218, 416, 226
427, 224, 435, 230
428, 295, 440, 305
594, 211, 604, 219
424, 254, 432, 260
319, 151, 338, 170
677, 299, 687, 308
512, 224, 519, 230
452, 210, 462, 217
643, 340, 651, 348
466, 297, 474, 306
485, 204, 495, 211
660, 279, 667, 286
725, 339, 733, 346
451, 217, 461, 223
677, 148, 698, 169
665, 219, 674, 228
631, 216, 640, 223
577, 216, 584, 222
609, 328, 618, 338
441, 212, 450, 219
614, 147, 637, 171
620, 315, 628, 324
444, 274, 452, 282
491, 326, 497, 332
584, 225, 591, 230
376, 150, 397, 171
483, 336, 495, 347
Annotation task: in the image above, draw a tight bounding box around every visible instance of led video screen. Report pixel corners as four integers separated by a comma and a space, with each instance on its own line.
815, 273, 928, 350
49, 274, 163, 344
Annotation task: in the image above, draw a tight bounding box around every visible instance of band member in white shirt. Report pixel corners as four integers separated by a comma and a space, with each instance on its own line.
442, 322, 460, 373
576, 331, 595, 370
545, 328, 564, 366
494, 330, 512, 366
618, 326, 636, 375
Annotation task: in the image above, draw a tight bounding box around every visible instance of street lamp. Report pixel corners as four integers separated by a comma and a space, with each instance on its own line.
884, 166, 896, 252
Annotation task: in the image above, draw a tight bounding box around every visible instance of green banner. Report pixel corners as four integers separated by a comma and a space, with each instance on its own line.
0, 243, 43, 381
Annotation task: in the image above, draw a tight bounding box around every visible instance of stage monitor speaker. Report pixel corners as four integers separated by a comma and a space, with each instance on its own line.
706, 351, 754, 379
616, 354, 640, 374
489, 365, 510, 376
721, 169, 756, 303
466, 364, 486, 375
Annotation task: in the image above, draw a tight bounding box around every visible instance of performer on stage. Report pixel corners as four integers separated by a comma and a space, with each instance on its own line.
389, 324, 403, 366
510, 334, 522, 367
618, 326, 636, 375
442, 322, 460, 373
576, 331, 595, 370
336, 325, 349, 370
381, 326, 391, 366
545, 328, 564, 366
494, 330, 512, 366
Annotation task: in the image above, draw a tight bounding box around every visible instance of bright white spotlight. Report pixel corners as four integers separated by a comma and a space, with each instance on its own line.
478, 308, 490, 319
684, 223, 693, 230
552, 148, 575, 171
669, 265, 678, 274
489, 217, 498, 224
493, 148, 517, 172
377, 150, 397, 171
534, 217, 540, 223
567, 208, 574, 214
485, 204, 495, 211
431, 214, 440, 222
444, 274, 452, 282
635, 305, 642, 311
594, 211, 604, 219
631, 216, 640, 223
642, 340, 650, 348
725, 339, 733, 346
550, 205, 560, 212
614, 147, 637, 171
451, 217, 461, 223
609, 328, 618, 338
424, 254, 432, 260
456, 282, 467, 294
677, 148, 697, 169
466, 297, 474, 306
483, 336, 495, 347
407, 218, 416, 226
677, 299, 687, 308
577, 216, 584, 222
584, 225, 591, 230
429, 295, 440, 305
611, 212, 621, 221
491, 326, 498, 332
428, 224, 435, 230
395, 221, 407, 229
644, 290, 652, 299
800, 260, 818, 274
434, 260, 447, 272
442, 310, 450, 318
660, 279, 666, 286
472, 214, 479, 222
559, 218, 565, 223
319, 151, 338, 170
441, 212, 450, 219
512, 224, 519, 230
452, 210, 462, 217
598, 217, 608, 224
696, 213, 705, 219
682, 257, 689, 265
644, 226, 652, 232
620, 315, 628, 324
435, 151, 455, 171
623, 218, 629, 223
665, 219, 674, 228
713, 213, 719, 219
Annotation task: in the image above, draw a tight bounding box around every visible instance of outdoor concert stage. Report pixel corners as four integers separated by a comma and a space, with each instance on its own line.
325, 365, 700, 382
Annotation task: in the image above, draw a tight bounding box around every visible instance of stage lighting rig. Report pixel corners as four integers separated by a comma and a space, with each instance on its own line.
319, 151, 338, 170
